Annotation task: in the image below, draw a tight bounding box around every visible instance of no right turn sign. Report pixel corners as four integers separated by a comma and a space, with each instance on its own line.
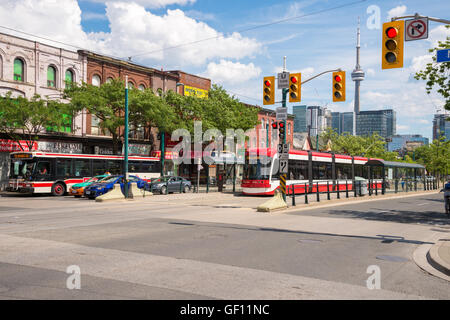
405, 18, 428, 41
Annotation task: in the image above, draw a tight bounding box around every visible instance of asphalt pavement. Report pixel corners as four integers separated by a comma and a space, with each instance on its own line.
0, 191, 448, 299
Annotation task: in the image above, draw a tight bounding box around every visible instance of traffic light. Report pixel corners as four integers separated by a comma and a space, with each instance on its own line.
382, 20, 404, 69
271, 122, 278, 130
278, 121, 285, 142
332, 71, 346, 102
263, 76, 275, 105
289, 73, 301, 103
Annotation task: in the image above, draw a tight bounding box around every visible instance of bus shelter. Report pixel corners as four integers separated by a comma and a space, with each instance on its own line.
365, 159, 426, 194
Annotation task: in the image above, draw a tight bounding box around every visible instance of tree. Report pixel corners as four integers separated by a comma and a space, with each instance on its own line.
64, 78, 131, 154
414, 136, 450, 179
319, 128, 400, 160
414, 25, 450, 112
0, 92, 68, 151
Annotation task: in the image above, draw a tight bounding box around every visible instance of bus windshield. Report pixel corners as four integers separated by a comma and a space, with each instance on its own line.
10, 159, 37, 179
243, 158, 272, 180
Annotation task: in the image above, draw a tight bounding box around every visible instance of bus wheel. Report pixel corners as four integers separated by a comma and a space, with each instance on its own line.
52, 183, 66, 196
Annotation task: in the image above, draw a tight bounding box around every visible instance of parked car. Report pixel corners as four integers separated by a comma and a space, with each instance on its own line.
69, 174, 111, 198
84, 175, 149, 199
150, 176, 192, 194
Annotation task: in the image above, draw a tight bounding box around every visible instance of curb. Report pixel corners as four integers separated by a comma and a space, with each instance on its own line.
427, 240, 450, 276
282, 190, 439, 213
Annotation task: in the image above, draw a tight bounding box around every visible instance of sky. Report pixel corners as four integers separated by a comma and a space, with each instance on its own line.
0, 0, 448, 140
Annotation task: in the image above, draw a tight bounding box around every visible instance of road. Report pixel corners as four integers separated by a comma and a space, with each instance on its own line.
0, 191, 449, 299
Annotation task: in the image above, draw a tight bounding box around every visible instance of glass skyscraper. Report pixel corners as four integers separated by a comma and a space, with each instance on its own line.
293, 105, 307, 133
433, 114, 450, 141
331, 112, 354, 135
388, 134, 429, 152
356, 109, 396, 139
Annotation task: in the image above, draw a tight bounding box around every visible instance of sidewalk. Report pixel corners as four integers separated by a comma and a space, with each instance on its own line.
428, 239, 450, 277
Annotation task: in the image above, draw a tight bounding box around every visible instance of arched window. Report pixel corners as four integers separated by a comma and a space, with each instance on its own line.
92, 74, 101, 87
106, 77, 113, 83
65, 69, 74, 89
47, 66, 56, 88
14, 58, 24, 82
127, 82, 134, 89
138, 84, 145, 91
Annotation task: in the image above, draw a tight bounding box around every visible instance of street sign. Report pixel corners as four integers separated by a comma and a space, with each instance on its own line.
277, 71, 289, 89
278, 143, 289, 160
276, 107, 287, 120
280, 160, 288, 174
437, 49, 450, 63
405, 18, 428, 41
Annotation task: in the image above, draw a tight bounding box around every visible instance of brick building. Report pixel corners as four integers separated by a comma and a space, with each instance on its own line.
79, 50, 180, 155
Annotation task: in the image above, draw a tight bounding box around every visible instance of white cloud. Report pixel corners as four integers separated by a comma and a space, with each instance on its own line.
387, 5, 407, 20
366, 68, 375, 77
82, 11, 108, 21
203, 60, 261, 84
397, 124, 410, 131
410, 54, 433, 73
185, 10, 215, 21
88, 0, 196, 9
427, 25, 450, 47
0, 0, 262, 69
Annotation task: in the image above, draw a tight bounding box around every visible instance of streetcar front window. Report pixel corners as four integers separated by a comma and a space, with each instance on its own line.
243, 159, 272, 180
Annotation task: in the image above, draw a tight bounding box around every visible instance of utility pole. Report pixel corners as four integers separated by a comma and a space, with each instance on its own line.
124, 75, 129, 198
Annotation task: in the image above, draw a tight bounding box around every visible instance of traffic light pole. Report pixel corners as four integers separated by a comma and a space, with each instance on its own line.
124, 76, 129, 199
390, 13, 450, 24
281, 87, 288, 202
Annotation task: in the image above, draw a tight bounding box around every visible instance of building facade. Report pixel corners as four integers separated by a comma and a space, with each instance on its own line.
257, 107, 294, 148
81, 50, 180, 156
293, 105, 307, 133
356, 109, 396, 139
306, 106, 329, 138
0, 32, 88, 188
432, 114, 450, 141
387, 134, 429, 152
331, 111, 354, 135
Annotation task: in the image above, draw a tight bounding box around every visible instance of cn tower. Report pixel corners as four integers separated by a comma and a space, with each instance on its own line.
351, 18, 365, 135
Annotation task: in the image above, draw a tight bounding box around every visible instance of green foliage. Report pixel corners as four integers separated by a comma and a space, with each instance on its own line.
414, 25, 450, 112
0, 92, 68, 151
161, 84, 259, 135
64, 79, 259, 153
413, 136, 450, 175
319, 128, 400, 160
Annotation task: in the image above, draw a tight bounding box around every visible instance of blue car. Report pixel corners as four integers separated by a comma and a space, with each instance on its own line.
84, 175, 149, 199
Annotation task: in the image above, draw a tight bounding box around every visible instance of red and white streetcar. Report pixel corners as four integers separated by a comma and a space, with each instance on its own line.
241, 148, 385, 195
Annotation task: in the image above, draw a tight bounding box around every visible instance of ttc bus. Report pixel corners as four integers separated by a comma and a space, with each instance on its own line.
7, 152, 161, 196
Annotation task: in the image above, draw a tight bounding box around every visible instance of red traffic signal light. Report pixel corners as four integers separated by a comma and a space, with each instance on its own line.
386, 27, 398, 38
278, 122, 285, 129
382, 21, 404, 69
272, 122, 278, 129
289, 73, 301, 103
334, 74, 342, 82
263, 76, 275, 105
